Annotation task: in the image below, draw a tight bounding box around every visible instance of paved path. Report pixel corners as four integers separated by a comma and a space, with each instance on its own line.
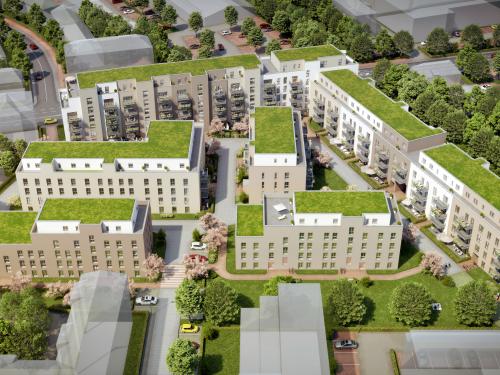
152, 220, 199, 264
0, 180, 18, 210
141, 288, 179, 375
214, 138, 246, 225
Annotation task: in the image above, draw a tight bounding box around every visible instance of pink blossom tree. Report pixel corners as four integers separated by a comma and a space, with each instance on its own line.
199, 212, 223, 231
63, 292, 71, 306
316, 152, 332, 167
10, 271, 32, 292
233, 121, 249, 135
128, 278, 137, 299
183, 254, 208, 280
207, 139, 221, 156
421, 252, 444, 278
142, 254, 165, 281
208, 119, 224, 136
202, 227, 228, 250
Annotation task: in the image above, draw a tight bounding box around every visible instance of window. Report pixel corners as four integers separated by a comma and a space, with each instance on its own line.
104, 240, 110, 248
307, 233, 313, 240
116, 240, 122, 248
378, 233, 384, 240
332, 233, 337, 239
390, 232, 396, 240
170, 179, 175, 186
73, 240, 80, 248
299, 232, 304, 240
349, 227, 354, 235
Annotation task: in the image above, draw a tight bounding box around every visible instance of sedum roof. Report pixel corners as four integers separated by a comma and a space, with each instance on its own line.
424, 144, 500, 211
294, 191, 389, 216
39, 199, 135, 223
0, 212, 37, 244
24, 121, 192, 162
237, 205, 264, 236
254, 107, 295, 154
274, 44, 341, 61
322, 70, 443, 141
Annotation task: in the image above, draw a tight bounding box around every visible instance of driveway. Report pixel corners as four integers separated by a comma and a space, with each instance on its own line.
141, 288, 179, 375
214, 138, 246, 225
357, 332, 407, 375
153, 220, 199, 264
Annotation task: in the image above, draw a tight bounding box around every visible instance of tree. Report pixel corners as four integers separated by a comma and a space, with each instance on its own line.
455, 44, 476, 71
493, 27, 500, 47
272, 10, 290, 35
486, 136, 500, 175
134, 16, 150, 35
202, 226, 228, 250
381, 64, 409, 98
253, 0, 276, 22
327, 279, 366, 326
393, 30, 414, 56
233, 121, 249, 134
427, 76, 449, 101
454, 281, 496, 326
153, 0, 165, 13
398, 73, 428, 105
224, 5, 238, 29
9, 271, 31, 293
493, 53, 500, 79
469, 126, 494, 158
142, 254, 164, 281
488, 101, 500, 133
462, 51, 490, 83
319, 3, 343, 32
199, 212, 224, 231
412, 90, 437, 122
442, 109, 467, 143
463, 86, 485, 115
292, 19, 327, 47
204, 279, 239, 325
426, 27, 450, 55
315, 152, 332, 167
175, 279, 203, 317
348, 32, 374, 63
265, 39, 281, 55
183, 254, 208, 280
425, 100, 451, 128
475, 92, 498, 117
461, 24, 484, 50
0, 134, 12, 152
0, 150, 18, 176
167, 45, 191, 62
247, 26, 265, 47
447, 84, 466, 109
241, 17, 256, 35
166, 338, 198, 375
9, 49, 31, 79
161, 5, 177, 26
4, 31, 26, 53
263, 276, 300, 296
375, 29, 395, 57
464, 113, 486, 143
44, 281, 73, 299
389, 282, 432, 326
0, 18, 10, 42
206, 139, 221, 156
420, 253, 444, 278
188, 12, 203, 36
198, 45, 212, 59
0, 319, 15, 354
372, 58, 391, 88
27, 4, 46, 32
199, 29, 215, 49
103, 16, 131, 37
42, 20, 64, 45
402, 222, 418, 242
3, 0, 21, 18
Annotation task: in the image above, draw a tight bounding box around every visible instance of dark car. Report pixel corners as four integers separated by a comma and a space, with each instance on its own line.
218, 43, 225, 51
334, 340, 358, 350
189, 43, 200, 49
29, 43, 38, 50
34, 71, 43, 81
259, 23, 270, 29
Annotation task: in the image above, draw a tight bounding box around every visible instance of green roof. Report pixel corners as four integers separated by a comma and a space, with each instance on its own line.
424, 144, 500, 211
237, 205, 264, 236
24, 121, 192, 163
0, 212, 37, 244
254, 107, 295, 154
39, 199, 135, 223
77, 54, 260, 89
274, 45, 341, 61
322, 70, 443, 141
294, 191, 389, 216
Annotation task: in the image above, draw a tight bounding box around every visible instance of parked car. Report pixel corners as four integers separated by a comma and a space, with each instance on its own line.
34, 71, 43, 81
334, 340, 358, 350
119, 6, 128, 11
218, 43, 225, 51
44, 117, 58, 125
189, 43, 200, 49
135, 295, 158, 306
191, 242, 207, 251
238, 33, 246, 39
29, 43, 38, 50
122, 8, 134, 14
259, 23, 270, 29
189, 254, 208, 262
452, 30, 460, 37
180, 323, 199, 333
221, 30, 231, 36
280, 39, 290, 45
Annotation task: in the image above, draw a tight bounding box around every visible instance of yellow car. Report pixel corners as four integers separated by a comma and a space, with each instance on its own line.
44, 117, 58, 125
180, 323, 199, 333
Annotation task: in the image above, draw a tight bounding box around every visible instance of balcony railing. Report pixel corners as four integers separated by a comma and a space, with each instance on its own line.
177, 93, 190, 102
457, 225, 472, 241
394, 169, 407, 185
430, 215, 445, 231
413, 200, 426, 214
413, 185, 428, 199
433, 197, 448, 211
357, 151, 369, 164
454, 236, 470, 251
312, 115, 324, 123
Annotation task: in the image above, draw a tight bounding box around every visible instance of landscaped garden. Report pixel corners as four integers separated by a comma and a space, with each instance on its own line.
124, 311, 149, 375
312, 165, 347, 190
201, 327, 240, 375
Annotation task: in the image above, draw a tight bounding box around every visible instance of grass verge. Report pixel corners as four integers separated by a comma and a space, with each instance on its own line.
397, 202, 427, 224
467, 267, 493, 282
124, 311, 149, 375
348, 160, 388, 189
296, 269, 339, 275
225, 225, 267, 275
420, 226, 470, 263
367, 241, 422, 275
33, 277, 78, 283
390, 349, 400, 375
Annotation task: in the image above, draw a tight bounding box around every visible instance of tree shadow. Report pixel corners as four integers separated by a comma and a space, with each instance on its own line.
200, 354, 223, 375
237, 293, 254, 308
361, 296, 375, 325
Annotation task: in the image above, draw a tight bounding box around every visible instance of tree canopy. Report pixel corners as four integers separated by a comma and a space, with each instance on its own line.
454, 281, 496, 326
166, 338, 198, 375
327, 279, 366, 326
204, 279, 239, 326
389, 282, 432, 326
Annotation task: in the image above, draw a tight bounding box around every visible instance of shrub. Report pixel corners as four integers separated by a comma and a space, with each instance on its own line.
238, 191, 249, 203
263, 276, 300, 296
441, 276, 455, 287
454, 281, 496, 326
208, 249, 218, 264
166, 338, 197, 375
204, 279, 239, 325
327, 279, 366, 326
192, 228, 201, 242
389, 282, 432, 326
202, 322, 218, 340
359, 277, 373, 288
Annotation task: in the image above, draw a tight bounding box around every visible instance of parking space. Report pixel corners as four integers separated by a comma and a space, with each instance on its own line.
333, 331, 360, 375
357, 332, 407, 375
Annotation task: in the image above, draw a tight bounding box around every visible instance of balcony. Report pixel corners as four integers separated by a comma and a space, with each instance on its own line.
125, 116, 138, 125
103, 101, 115, 109
125, 106, 138, 115
376, 169, 387, 180
457, 224, 472, 241
326, 125, 337, 137
357, 151, 369, 164
214, 90, 226, 103
412, 200, 426, 214
433, 197, 448, 211
454, 236, 470, 251
231, 87, 244, 98
178, 93, 190, 102
430, 211, 446, 231
312, 115, 324, 123
264, 97, 277, 106
394, 168, 407, 185
413, 185, 428, 200
290, 84, 303, 94
178, 101, 192, 110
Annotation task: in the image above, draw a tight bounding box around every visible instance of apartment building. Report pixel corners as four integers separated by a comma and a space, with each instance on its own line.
17, 120, 207, 214
246, 107, 308, 203
310, 69, 446, 189
59, 54, 261, 141
0, 199, 152, 279
235, 191, 403, 271
260, 44, 357, 115
407, 144, 500, 279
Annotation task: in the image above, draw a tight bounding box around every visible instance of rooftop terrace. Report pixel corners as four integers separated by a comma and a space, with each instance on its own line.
237, 205, 264, 236
0, 212, 37, 244
424, 144, 500, 211
39, 199, 135, 224
24, 121, 192, 162
294, 191, 389, 216
322, 70, 443, 141
254, 107, 295, 154
274, 44, 341, 62
77, 54, 260, 89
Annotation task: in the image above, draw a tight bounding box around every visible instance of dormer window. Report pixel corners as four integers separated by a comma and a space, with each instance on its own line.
128, 163, 133, 168
85, 163, 90, 168
116, 226, 121, 232
332, 219, 338, 224
71, 163, 76, 168
63, 226, 68, 232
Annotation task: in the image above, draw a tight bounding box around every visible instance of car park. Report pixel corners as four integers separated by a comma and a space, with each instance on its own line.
180, 323, 199, 333
221, 30, 231, 36
191, 242, 207, 250
334, 340, 359, 349
135, 295, 158, 306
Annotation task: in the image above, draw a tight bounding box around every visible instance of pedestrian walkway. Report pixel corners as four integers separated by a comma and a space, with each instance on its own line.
160, 265, 185, 288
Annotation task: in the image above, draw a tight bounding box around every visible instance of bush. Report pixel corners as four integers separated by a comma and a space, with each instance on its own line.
359, 277, 373, 288
263, 276, 300, 296
441, 276, 455, 287
390, 349, 400, 375
454, 281, 496, 326
238, 191, 249, 203
327, 279, 366, 326
389, 282, 432, 326
208, 249, 218, 264
192, 228, 201, 242
202, 323, 218, 340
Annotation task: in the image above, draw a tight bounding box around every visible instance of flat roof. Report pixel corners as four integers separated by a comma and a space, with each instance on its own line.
77, 54, 260, 89
0, 212, 37, 243
424, 144, 500, 211
24, 121, 192, 162
274, 44, 341, 61
237, 205, 264, 236
39, 199, 135, 223
294, 191, 389, 216
322, 70, 443, 141
254, 107, 295, 154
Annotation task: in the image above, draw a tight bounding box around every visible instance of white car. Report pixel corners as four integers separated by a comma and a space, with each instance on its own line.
135, 296, 158, 306
190, 242, 207, 251
221, 30, 231, 36
123, 9, 135, 14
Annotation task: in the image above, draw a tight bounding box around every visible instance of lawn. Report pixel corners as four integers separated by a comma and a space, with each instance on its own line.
467, 267, 493, 282
123, 311, 149, 375
367, 241, 422, 275
202, 327, 240, 375
225, 225, 266, 275
274, 44, 341, 61
254, 107, 295, 154
294, 191, 389, 215
0, 211, 37, 243
312, 165, 348, 190
236, 205, 264, 236
322, 70, 443, 141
